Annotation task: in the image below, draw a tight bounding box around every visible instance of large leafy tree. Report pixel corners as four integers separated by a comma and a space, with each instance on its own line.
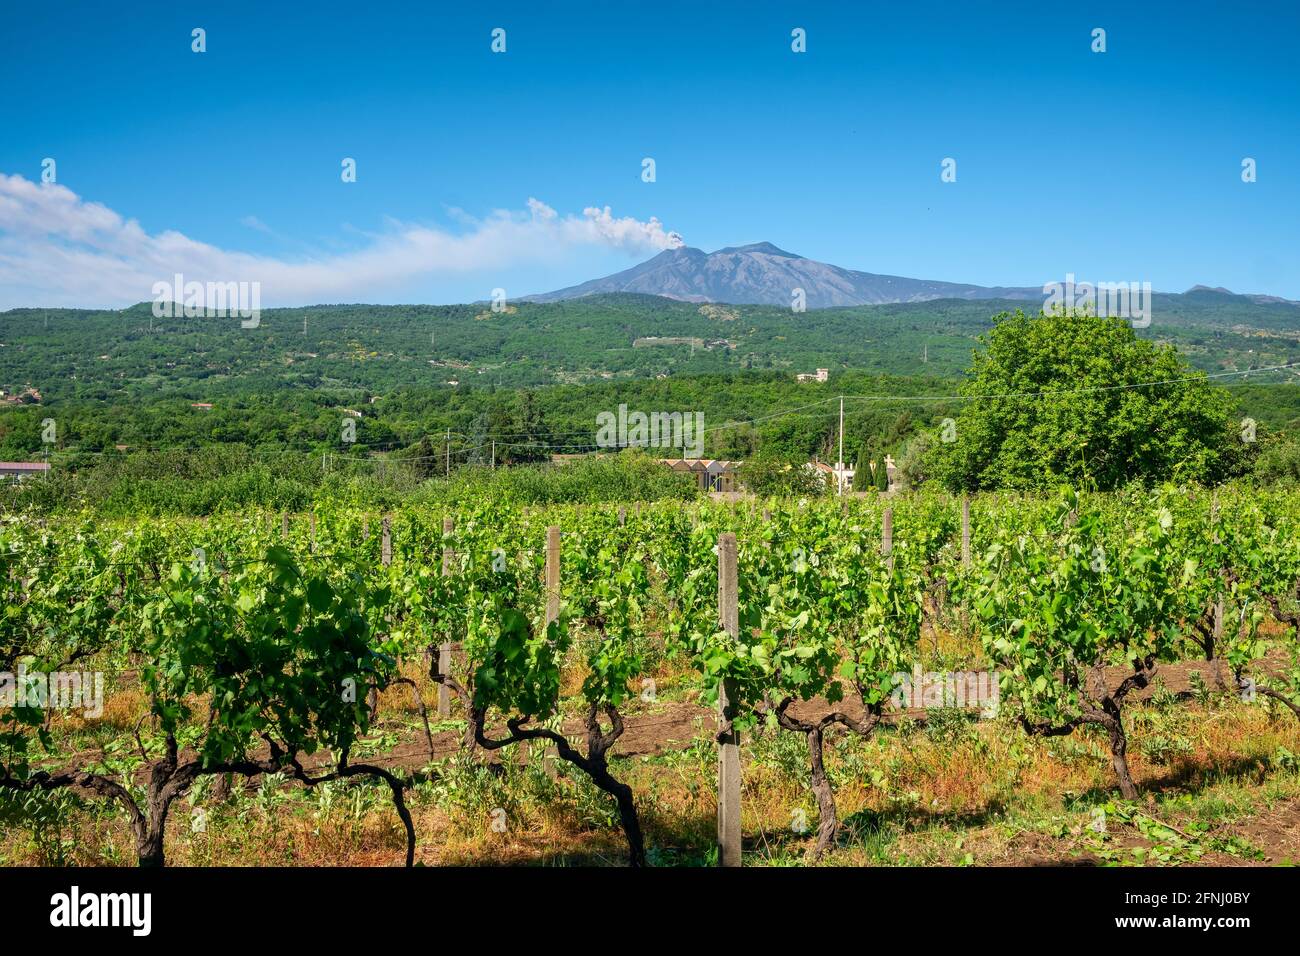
485, 391, 553, 465
740, 453, 827, 498
932, 310, 1246, 491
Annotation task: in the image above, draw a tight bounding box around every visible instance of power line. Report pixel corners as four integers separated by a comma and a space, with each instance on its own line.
838, 360, 1300, 404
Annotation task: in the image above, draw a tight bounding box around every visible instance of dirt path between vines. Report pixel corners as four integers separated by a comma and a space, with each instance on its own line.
48, 654, 1281, 785
355, 655, 1260, 774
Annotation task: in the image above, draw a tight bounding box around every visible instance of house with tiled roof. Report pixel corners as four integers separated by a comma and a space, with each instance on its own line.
658, 458, 741, 493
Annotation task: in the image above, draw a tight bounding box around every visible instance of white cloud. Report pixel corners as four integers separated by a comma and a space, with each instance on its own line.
579, 204, 683, 252
0, 174, 684, 309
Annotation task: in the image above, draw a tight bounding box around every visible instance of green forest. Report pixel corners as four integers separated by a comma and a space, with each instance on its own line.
2, 295, 1299, 514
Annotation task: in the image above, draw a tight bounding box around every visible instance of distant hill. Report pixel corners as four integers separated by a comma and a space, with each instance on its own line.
1, 290, 1297, 468
2, 290, 1297, 404
1183, 285, 1300, 306
527, 241, 1045, 307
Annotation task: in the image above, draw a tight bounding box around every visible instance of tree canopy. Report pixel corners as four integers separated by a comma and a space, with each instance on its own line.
931, 310, 1249, 491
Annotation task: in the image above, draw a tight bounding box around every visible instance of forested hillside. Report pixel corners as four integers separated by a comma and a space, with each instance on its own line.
3, 291, 1298, 400
2, 296, 1299, 514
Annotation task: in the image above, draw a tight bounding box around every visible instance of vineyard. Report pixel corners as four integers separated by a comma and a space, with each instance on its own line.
3, 486, 1300, 867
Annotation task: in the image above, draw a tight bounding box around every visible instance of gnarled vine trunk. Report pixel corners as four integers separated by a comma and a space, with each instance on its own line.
1099, 704, 1138, 801
3, 732, 416, 868
439, 668, 646, 866
1024, 657, 1155, 801
507, 703, 645, 867
806, 726, 838, 856
766, 694, 882, 862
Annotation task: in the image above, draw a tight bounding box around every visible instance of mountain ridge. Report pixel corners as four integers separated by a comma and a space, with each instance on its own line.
527, 242, 1042, 308
528, 243, 1298, 309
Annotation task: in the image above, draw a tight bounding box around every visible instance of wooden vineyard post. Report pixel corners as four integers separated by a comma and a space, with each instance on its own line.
541, 525, 562, 776
717, 532, 741, 867
1212, 493, 1223, 642
1211, 493, 1225, 684
960, 494, 972, 632
882, 506, 894, 571
281, 512, 289, 541
381, 515, 392, 567
545, 525, 561, 627
364, 516, 393, 720
362, 518, 370, 542
961, 495, 971, 567
309, 513, 317, 555
618, 506, 626, 527
438, 516, 455, 719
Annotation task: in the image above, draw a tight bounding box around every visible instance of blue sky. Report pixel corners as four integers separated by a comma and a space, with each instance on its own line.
1, 0, 1297, 307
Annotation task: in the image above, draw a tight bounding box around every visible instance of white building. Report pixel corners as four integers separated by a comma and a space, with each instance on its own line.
807, 459, 854, 492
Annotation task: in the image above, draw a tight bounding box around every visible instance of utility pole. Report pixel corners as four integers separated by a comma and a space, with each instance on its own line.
838, 396, 844, 497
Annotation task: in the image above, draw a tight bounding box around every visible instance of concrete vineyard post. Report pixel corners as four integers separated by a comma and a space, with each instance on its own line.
439, 516, 455, 719
381, 516, 392, 567
310, 513, 317, 555
281, 513, 289, 541
717, 532, 741, 867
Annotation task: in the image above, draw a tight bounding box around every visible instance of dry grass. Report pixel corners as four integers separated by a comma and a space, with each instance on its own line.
5, 643, 1300, 867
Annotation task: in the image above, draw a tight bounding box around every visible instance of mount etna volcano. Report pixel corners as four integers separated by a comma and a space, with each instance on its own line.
527, 242, 1044, 308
